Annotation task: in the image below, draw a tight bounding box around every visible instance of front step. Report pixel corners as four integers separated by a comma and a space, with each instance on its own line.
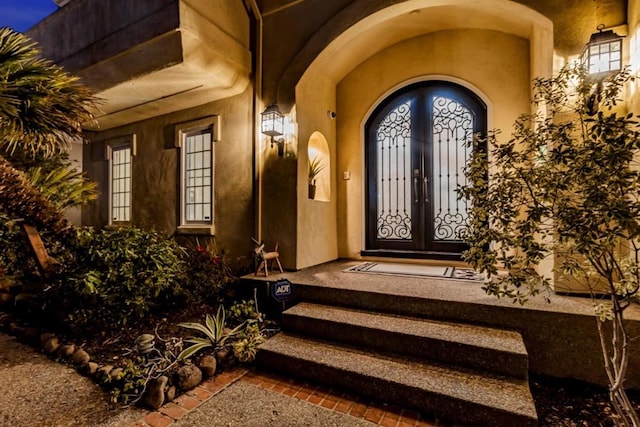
283, 302, 529, 379
257, 333, 538, 427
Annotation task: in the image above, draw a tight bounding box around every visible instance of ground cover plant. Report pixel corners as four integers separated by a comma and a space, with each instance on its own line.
460, 63, 640, 425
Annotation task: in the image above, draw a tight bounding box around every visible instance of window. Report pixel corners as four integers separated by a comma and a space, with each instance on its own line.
184, 130, 212, 223
175, 116, 219, 233
107, 136, 135, 224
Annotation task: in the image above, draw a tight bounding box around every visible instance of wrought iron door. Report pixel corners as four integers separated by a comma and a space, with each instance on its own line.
365, 81, 486, 257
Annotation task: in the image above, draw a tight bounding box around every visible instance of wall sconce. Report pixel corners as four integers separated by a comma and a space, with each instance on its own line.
582, 25, 625, 114
582, 25, 624, 81
261, 104, 286, 156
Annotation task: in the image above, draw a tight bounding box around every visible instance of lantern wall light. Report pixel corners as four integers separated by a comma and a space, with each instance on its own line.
582, 24, 624, 82
582, 25, 625, 115
261, 104, 286, 156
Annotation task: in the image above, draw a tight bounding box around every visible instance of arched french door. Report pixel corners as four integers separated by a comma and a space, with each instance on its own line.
364, 81, 486, 259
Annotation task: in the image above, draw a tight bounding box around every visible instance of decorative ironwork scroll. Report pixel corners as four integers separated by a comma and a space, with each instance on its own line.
431, 96, 473, 241
375, 101, 412, 240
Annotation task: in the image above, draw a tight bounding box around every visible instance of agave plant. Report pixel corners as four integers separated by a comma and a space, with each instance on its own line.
177, 306, 245, 361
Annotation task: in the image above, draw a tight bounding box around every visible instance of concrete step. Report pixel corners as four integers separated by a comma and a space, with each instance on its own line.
283, 302, 529, 379
257, 333, 538, 427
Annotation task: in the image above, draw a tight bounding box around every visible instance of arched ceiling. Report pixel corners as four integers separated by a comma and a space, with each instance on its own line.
280, 0, 553, 106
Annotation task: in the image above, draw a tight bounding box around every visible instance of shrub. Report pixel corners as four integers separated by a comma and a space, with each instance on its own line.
181, 239, 234, 305
52, 227, 188, 330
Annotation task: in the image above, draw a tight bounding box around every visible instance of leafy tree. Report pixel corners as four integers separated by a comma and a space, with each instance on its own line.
0, 27, 96, 236
460, 64, 640, 425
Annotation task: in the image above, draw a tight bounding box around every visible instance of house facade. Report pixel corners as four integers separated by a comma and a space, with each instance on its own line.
28, 0, 640, 281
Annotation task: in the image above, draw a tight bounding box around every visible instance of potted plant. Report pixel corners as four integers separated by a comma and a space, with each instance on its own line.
308, 156, 324, 199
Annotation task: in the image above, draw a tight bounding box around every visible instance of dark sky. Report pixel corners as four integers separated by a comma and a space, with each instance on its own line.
0, 0, 58, 33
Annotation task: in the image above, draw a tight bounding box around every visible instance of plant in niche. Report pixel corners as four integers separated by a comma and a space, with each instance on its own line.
308, 156, 324, 199
308, 156, 325, 185
459, 63, 639, 425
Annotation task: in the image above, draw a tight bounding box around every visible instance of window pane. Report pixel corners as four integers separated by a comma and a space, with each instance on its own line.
111, 146, 132, 222
183, 130, 213, 223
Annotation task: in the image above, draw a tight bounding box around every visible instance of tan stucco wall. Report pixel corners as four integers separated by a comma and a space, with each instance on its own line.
336, 29, 531, 258
259, 0, 624, 108
295, 72, 339, 269
629, 0, 640, 114
82, 87, 255, 263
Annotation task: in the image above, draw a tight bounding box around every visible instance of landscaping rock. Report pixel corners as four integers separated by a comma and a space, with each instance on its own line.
39, 333, 56, 347
175, 364, 202, 391
143, 376, 168, 409
109, 368, 123, 379
43, 337, 60, 354
71, 348, 90, 365
58, 344, 76, 359
198, 355, 217, 377
165, 386, 176, 402
8, 322, 21, 335
80, 362, 98, 376
96, 364, 114, 382
216, 348, 232, 367
17, 327, 41, 344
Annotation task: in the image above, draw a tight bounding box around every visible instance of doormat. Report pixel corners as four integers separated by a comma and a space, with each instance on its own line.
344, 262, 486, 281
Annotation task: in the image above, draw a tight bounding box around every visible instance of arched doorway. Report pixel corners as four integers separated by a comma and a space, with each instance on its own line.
364, 81, 486, 258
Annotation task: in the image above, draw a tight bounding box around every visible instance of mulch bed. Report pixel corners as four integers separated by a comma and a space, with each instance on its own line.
531, 373, 640, 426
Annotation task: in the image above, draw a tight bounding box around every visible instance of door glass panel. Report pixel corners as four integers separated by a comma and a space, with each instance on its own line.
375, 101, 413, 240
432, 96, 473, 241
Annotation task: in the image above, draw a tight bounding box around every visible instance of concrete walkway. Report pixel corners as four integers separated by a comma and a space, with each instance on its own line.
0, 332, 438, 427
0, 333, 143, 427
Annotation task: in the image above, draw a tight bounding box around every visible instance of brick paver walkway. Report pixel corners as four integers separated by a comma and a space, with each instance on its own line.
131, 368, 444, 427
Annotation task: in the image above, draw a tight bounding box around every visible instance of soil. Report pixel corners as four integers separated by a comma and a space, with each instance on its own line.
531, 373, 640, 426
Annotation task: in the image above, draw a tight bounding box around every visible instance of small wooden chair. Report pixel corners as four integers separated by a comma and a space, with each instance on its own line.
253, 240, 283, 277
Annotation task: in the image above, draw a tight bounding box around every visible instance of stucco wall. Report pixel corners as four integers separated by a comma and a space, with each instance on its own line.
82, 87, 255, 263
629, 0, 640, 114
259, 0, 625, 108
295, 72, 339, 269
336, 29, 531, 258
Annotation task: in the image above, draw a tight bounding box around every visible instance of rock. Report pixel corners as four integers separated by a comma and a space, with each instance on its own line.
18, 327, 41, 344
165, 386, 176, 402
95, 364, 114, 382
80, 362, 98, 376
143, 376, 168, 409
43, 337, 60, 354
216, 348, 231, 367
71, 348, 90, 365
0, 313, 12, 327
198, 355, 217, 378
109, 367, 123, 379
39, 333, 56, 347
175, 364, 202, 391
8, 322, 21, 335
58, 344, 76, 358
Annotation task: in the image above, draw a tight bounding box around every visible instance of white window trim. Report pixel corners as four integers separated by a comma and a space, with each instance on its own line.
175, 116, 219, 235
105, 134, 136, 226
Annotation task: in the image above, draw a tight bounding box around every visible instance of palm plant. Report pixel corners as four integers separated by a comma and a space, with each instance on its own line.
0, 27, 97, 236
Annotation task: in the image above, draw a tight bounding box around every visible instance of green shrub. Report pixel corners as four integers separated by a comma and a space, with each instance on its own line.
181, 240, 234, 305
53, 227, 188, 329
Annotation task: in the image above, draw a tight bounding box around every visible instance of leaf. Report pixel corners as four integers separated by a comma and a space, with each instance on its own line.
177, 342, 211, 361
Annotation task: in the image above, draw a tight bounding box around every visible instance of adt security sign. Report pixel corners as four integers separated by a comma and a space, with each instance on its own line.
271, 278, 293, 302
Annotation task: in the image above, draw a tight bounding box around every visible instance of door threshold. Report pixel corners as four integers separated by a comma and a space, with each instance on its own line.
360, 250, 468, 264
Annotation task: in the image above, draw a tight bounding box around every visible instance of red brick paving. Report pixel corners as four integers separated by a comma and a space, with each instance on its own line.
131, 367, 447, 427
